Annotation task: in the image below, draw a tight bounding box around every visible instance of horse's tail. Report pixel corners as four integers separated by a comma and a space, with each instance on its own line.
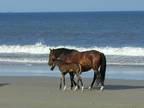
100, 53, 106, 85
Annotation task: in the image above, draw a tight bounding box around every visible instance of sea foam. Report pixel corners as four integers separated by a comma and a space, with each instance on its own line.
0, 43, 144, 56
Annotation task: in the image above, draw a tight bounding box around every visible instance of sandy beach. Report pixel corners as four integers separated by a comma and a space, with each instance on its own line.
0, 76, 144, 108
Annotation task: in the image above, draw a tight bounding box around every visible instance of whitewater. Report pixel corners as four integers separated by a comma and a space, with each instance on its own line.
0, 43, 144, 65
0, 43, 144, 56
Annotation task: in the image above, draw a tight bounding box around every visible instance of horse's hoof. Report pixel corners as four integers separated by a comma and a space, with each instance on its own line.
88, 86, 92, 90
100, 86, 104, 91
63, 86, 67, 91
74, 86, 78, 91
81, 86, 84, 92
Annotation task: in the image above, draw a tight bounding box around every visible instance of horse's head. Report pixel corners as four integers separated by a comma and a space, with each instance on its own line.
48, 49, 57, 70
48, 48, 75, 70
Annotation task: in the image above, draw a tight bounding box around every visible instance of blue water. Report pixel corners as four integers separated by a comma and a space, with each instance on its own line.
0, 63, 144, 80
0, 11, 144, 79
0, 12, 144, 47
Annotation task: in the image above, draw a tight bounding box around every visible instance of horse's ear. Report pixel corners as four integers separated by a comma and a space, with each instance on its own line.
49, 48, 52, 51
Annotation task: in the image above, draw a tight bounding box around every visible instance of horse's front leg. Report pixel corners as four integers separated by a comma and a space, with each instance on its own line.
59, 77, 62, 90
61, 73, 66, 91
69, 73, 76, 90
74, 73, 83, 91
72, 74, 77, 86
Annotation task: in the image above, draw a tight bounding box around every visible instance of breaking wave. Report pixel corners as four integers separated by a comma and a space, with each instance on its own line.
0, 43, 144, 65
0, 42, 144, 56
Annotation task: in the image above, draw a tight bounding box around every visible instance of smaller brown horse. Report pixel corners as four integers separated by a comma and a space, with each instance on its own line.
54, 58, 84, 91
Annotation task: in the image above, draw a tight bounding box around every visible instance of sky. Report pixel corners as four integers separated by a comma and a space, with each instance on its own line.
0, 0, 144, 12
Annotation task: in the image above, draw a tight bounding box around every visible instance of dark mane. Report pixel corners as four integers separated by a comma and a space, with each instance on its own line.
53, 48, 78, 58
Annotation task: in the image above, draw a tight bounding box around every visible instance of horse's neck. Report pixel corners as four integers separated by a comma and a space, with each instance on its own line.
55, 60, 61, 66
55, 60, 65, 67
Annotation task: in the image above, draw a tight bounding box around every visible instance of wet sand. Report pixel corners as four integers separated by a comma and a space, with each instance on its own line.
0, 76, 144, 108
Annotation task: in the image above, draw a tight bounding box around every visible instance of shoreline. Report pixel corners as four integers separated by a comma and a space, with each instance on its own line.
0, 76, 144, 108
1, 63, 144, 80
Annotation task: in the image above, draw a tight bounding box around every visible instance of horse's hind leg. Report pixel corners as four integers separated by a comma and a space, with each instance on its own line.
96, 71, 101, 87
89, 71, 97, 90
79, 76, 84, 91
69, 73, 76, 90
74, 73, 80, 91
72, 74, 80, 89
100, 79, 104, 91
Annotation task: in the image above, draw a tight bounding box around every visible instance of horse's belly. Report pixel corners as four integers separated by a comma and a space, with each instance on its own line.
81, 65, 91, 72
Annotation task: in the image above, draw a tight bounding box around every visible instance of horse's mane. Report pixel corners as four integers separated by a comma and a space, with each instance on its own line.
53, 48, 78, 58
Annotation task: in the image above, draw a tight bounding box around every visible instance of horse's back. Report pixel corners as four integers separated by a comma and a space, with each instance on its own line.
59, 62, 81, 73
55, 48, 78, 55
54, 48, 103, 72
60, 49, 102, 65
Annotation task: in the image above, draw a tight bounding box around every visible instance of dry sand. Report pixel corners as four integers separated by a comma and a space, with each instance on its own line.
0, 76, 144, 108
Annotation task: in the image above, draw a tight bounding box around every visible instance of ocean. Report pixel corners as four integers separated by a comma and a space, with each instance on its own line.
0, 11, 144, 80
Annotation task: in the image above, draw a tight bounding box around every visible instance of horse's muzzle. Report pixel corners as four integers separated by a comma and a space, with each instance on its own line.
49, 63, 55, 71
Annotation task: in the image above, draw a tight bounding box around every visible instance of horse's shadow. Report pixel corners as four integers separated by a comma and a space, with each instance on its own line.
84, 84, 144, 90
0, 83, 10, 87
104, 84, 144, 90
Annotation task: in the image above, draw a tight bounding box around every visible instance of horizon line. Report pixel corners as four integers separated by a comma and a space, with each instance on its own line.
0, 10, 144, 13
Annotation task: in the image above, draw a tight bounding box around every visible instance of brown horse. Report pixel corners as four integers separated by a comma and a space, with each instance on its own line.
53, 59, 84, 91
48, 48, 106, 90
